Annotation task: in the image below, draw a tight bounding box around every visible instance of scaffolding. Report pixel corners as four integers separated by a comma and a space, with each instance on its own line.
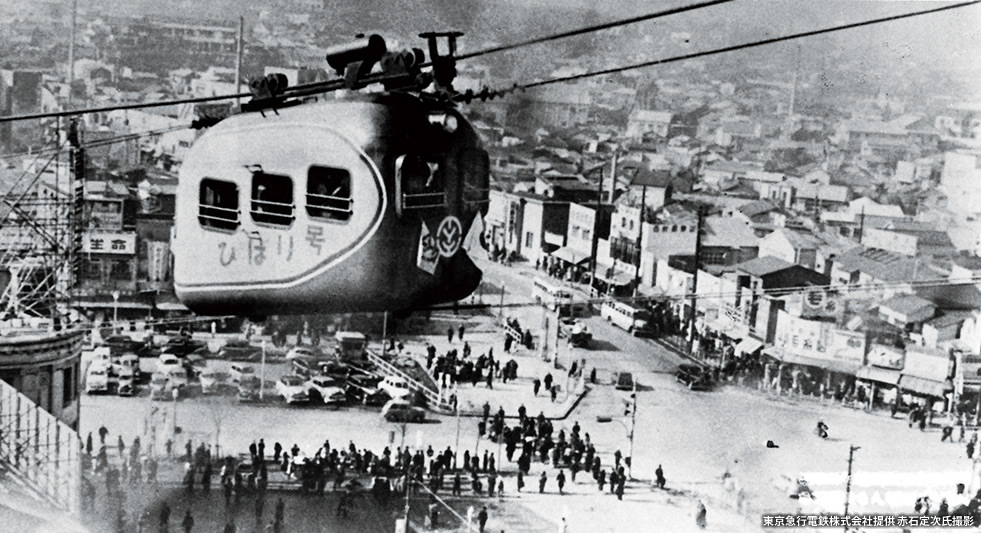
0, 376, 82, 514
0, 119, 84, 320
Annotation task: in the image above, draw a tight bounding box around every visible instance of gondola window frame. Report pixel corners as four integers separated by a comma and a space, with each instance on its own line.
198, 178, 240, 231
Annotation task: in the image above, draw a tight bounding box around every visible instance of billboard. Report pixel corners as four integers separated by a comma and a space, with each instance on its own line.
866, 343, 905, 370
83, 232, 136, 255
828, 329, 867, 365
774, 310, 834, 360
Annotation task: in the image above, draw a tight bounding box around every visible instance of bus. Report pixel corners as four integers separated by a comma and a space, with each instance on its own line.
601, 299, 652, 336
532, 278, 578, 315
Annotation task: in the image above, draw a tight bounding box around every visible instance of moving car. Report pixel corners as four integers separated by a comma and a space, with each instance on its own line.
230, 364, 255, 383
381, 399, 426, 423
101, 335, 142, 355
86, 362, 110, 394
560, 318, 592, 348
117, 367, 138, 396
307, 377, 346, 407
615, 371, 635, 391
601, 299, 653, 336
200, 371, 230, 395
379, 376, 412, 400
238, 375, 262, 402
675, 364, 713, 391
276, 375, 310, 404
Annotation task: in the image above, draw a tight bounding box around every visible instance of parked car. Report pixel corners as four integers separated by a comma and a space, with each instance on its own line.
277, 375, 310, 404
381, 399, 426, 423
101, 335, 142, 356
286, 347, 320, 361
165, 366, 189, 388
183, 353, 207, 379
675, 364, 713, 391
200, 371, 230, 395
157, 353, 181, 373
160, 336, 204, 357
113, 353, 141, 378
379, 376, 412, 400
238, 375, 262, 402
615, 371, 635, 391
291, 356, 322, 378
117, 367, 138, 397
219, 340, 261, 361
150, 375, 174, 400
560, 318, 592, 348
307, 377, 346, 407
230, 364, 255, 383
86, 362, 110, 394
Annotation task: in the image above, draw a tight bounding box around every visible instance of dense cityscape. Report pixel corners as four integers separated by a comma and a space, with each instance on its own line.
0, 1, 981, 532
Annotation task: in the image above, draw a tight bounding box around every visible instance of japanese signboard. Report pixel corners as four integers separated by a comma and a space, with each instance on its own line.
774, 310, 834, 360
866, 343, 905, 369
827, 329, 867, 365
146, 240, 169, 282
902, 346, 952, 382
83, 232, 136, 255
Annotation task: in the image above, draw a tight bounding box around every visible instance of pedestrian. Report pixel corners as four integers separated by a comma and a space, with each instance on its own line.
258, 439, 265, 461
118, 435, 126, 457
614, 450, 622, 470
428, 499, 439, 529
478, 506, 488, 533
181, 510, 194, 533
98, 425, 108, 444
539, 471, 547, 493
488, 472, 496, 497
165, 438, 173, 458
550, 385, 558, 402
942, 424, 955, 443
86, 432, 93, 456
544, 373, 553, 391
598, 469, 606, 492
557, 469, 566, 494
655, 464, 666, 489
533, 378, 541, 396
447, 327, 454, 343
498, 479, 504, 500
273, 442, 282, 463
458, 325, 465, 341
517, 470, 525, 492
968, 440, 975, 460
695, 500, 707, 528
616, 476, 625, 501
609, 470, 618, 495
453, 472, 462, 496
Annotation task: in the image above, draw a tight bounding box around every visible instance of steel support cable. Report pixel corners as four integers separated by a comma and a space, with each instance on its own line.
504, 0, 981, 92
425, 0, 735, 65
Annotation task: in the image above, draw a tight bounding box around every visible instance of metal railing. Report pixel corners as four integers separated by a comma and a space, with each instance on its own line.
305, 191, 352, 219
365, 350, 453, 411
250, 198, 295, 225
198, 204, 240, 229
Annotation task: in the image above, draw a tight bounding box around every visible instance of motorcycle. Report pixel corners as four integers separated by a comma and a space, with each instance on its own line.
815, 421, 829, 439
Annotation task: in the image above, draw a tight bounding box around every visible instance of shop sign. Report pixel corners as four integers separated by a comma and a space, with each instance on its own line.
828, 329, 866, 365
774, 310, 833, 360
866, 343, 905, 369
903, 346, 952, 382
83, 232, 136, 255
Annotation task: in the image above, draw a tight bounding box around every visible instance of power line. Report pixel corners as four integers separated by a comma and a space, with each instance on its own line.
510, 0, 981, 91
447, 0, 734, 63
0, 123, 193, 162
0, 94, 247, 124
434, 274, 981, 313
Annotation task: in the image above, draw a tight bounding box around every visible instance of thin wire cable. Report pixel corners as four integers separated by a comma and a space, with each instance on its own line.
443, 0, 734, 64
431, 273, 981, 312
515, 0, 981, 91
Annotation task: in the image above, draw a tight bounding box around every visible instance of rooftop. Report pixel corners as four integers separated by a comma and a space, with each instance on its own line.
834, 247, 926, 282
879, 294, 936, 316
629, 109, 673, 122
738, 200, 781, 219
734, 255, 795, 277
703, 216, 759, 248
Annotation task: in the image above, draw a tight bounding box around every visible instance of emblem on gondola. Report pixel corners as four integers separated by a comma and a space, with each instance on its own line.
436, 216, 462, 258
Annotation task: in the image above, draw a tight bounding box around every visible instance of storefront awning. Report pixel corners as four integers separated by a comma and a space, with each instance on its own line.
549, 246, 592, 266
769, 349, 862, 376
597, 271, 635, 286
855, 366, 901, 385
899, 375, 953, 398
735, 337, 764, 355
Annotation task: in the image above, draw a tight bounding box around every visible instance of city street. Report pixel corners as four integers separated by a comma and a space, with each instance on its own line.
76, 257, 977, 532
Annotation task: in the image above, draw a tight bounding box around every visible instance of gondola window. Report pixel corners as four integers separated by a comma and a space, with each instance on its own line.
306, 166, 352, 221
199, 178, 240, 231
250, 172, 295, 226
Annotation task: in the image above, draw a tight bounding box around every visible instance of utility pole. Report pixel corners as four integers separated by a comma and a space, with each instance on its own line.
843, 445, 860, 531
259, 340, 266, 400
789, 43, 800, 118
857, 206, 866, 244
608, 152, 618, 204
686, 207, 705, 356
590, 167, 603, 297
235, 16, 245, 108
627, 381, 637, 480
633, 184, 647, 295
